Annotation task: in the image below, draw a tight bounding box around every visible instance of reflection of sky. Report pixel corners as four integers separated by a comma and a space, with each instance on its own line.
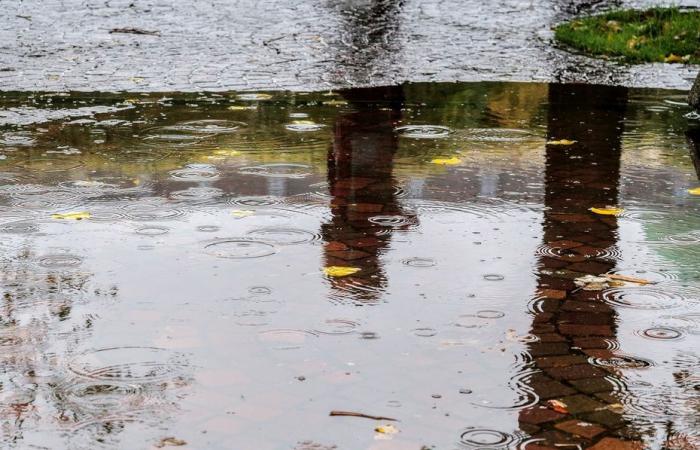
615, 128, 700, 444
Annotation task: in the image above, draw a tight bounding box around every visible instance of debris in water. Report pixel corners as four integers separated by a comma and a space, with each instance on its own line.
547, 139, 577, 145
547, 399, 569, 414
110, 28, 160, 36
430, 157, 461, 165
574, 275, 612, 291
51, 211, 91, 220
154, 437, 187, 448
374, 424, 399, 440
329, 411, 397, 421
605, 274, 653, 285
589, 206, 624, 216
688, 187, 700, 195
323, 266, 360, 278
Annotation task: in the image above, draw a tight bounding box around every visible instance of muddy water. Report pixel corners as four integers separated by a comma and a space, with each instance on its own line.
0, 83, 698, 449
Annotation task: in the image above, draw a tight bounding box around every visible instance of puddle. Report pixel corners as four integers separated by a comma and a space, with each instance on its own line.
0, 83, 698, 449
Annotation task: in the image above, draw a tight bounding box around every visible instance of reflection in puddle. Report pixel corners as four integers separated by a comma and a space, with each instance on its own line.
0, 83, 698, 448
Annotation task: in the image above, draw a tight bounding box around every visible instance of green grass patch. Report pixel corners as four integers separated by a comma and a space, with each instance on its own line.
554, 7, 700, 64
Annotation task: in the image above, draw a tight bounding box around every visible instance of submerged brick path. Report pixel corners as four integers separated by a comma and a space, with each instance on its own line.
0, 0, 697, 92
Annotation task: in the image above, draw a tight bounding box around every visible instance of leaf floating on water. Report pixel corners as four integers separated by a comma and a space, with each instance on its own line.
154, 437, 187, 448
323, 266, 360, 278
430, 157, 461, 165
374, 424, 399, 440
51, 211, 91, 220
547, 139, 577, 145
231, 209, 255, 218
589, 207, 623, 216
547, 399, 569, 414
688, 187, 700, 195
574, 275, 610, 291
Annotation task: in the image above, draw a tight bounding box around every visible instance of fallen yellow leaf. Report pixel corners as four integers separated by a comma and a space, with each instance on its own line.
323, 266, 360, 277
547, 139, 577, 145
375, 424, 399, 439
664, 54, 683, 63
231, 210, 254, 218
51, 211, 91, 220
589, 207, 623, 216
688, 187, 700, 195
227, 105, 257, 111
430, 157, 462, 165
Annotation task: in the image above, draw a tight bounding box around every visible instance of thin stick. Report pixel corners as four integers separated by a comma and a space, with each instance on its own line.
329, 411, 397, 421
604, 274, 653, 285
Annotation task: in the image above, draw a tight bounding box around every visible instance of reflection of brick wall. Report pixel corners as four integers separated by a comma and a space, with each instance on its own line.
321, 86, 416, 304
519, 85, 644, 449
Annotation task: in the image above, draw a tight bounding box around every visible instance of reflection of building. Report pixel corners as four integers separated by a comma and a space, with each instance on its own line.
518, 84, 642, 448
321, 86, 416, 303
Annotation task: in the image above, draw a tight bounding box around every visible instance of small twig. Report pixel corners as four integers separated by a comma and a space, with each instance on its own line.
604, 274, 654, 285
110, 28, 160, 36
329, 410, 397, 421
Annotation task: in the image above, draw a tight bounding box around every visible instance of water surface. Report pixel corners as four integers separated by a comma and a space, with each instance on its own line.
0, 83, 698, 449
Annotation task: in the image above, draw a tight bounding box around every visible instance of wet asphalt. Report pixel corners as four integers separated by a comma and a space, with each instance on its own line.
0, 0, 698, 92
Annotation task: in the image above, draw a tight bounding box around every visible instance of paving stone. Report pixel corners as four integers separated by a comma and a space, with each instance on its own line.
581, 410, 626, 429
545, 364, 606, 381
559, 312, 612, 325
558, 394, 607, 414
519, 406, 566, 425
538, 289, 568, 300
570, 377, 614, 394
558, 324, 614, 337
529, 342, 571, 357
535, 355, 588, 368
326, 250, 372, 261
554, 419, 606, 439
529, 374, 577, 399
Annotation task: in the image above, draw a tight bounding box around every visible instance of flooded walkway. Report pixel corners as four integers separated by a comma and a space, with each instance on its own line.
1, 0, 698, 92
0, 82, 699, 448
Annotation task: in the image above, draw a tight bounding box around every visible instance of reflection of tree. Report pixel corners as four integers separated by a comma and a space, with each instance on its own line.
518, 84, 643, 447
0, 244, 128, 445
687, 128, 700, 181
320, 86, 415, 303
